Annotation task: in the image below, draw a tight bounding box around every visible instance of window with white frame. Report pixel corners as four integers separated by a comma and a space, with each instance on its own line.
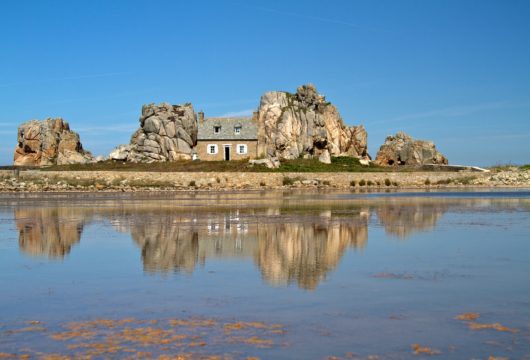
237, 144, 247, 155
234, 126, 241, 134
207, 144, 218, 155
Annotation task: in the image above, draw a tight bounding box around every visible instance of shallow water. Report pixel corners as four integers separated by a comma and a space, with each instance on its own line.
1, 190, 529, 359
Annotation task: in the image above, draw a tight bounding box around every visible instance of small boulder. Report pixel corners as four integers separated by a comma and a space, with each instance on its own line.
249, 157, 280, 169
109, 144, 131, 161
318, 149, 331, 164
374, 132, 448, 166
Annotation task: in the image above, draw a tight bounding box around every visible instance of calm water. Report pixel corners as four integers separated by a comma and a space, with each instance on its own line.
0, 190, 529, 359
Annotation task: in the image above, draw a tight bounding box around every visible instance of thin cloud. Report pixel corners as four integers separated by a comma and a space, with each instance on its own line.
255, 6, 390, 33
370, 100, 530, 125
219, 109, 255, 117
0, 72, 130, 88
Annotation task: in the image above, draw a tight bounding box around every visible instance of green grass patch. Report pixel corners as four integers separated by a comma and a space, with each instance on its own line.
274, 156, 382, 172
40, 157, 385, 173
453, 176, 477, 185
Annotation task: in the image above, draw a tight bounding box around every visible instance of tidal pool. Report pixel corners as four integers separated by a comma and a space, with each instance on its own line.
0, 190, 529, 359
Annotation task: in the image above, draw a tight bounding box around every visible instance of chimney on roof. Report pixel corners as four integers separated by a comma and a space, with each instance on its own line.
198, 111, 204, 124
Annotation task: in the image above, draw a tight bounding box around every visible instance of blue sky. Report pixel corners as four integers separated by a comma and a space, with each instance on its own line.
1, 0, 529, 166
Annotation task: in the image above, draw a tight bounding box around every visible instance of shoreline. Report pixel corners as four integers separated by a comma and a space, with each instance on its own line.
1, 169, 529, 193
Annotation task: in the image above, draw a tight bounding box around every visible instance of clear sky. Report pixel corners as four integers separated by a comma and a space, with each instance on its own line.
1, 0, 529, 166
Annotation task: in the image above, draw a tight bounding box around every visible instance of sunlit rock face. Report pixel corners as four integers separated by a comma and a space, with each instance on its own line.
15, 208, 85, 258
13, 118, 93, 166
255, 214, 369, 290
376, 202, 449, 238
374, 132, 448, 166
118, 103, 198, 162
256, 84, 369, 162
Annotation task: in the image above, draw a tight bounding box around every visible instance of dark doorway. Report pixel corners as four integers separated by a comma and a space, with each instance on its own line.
224, 146, 230, 161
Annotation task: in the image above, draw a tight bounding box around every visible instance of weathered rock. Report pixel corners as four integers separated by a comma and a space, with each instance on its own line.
249, 157, 280, 169
109, 144, 131, 161
13, 118, 93, 166
318, 149, 331, 164
359, 159, 371, 166
374, 132, 448, 166
256, 84, 369, 161
127, 103, 197, 162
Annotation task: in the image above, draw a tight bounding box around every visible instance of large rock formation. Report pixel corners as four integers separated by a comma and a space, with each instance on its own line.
14, 118, 93, 166
256, 84, 368, 162
115, 103, 198, 162
374, 132, 448, 166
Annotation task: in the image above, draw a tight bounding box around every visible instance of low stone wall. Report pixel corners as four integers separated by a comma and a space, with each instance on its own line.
1, 169, 528, 192
0, 169, 483, 187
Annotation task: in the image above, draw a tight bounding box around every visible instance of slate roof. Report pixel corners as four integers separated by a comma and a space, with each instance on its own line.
197, 117, 257, 140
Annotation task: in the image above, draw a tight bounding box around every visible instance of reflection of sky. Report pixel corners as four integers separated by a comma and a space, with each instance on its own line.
1, 193, 530, 358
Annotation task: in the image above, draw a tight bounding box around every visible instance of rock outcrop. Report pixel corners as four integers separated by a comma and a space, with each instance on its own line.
108, 144, 131, 161
14, 118, 93, 166
374, 132, 448, 166
121, 103, 197, 162
256, 84, 369, 162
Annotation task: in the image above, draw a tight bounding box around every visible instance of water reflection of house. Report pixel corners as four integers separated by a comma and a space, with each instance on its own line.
14, 200, 459, 289
128, 211, 369, 289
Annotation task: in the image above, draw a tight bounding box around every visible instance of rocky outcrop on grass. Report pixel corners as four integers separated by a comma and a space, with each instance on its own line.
256, 84, 369, 163
374, 132, 448, 166
13, 118, 93, 166
114, 103, 198, 162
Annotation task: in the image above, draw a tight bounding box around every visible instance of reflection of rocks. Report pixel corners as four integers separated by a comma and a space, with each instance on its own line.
12, 198, 457, 288
15, 208, 84, 258
130, 217, 200, 273
255, 215, 368, 290
126, 210, 368, 289
376, 202, 448, 238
